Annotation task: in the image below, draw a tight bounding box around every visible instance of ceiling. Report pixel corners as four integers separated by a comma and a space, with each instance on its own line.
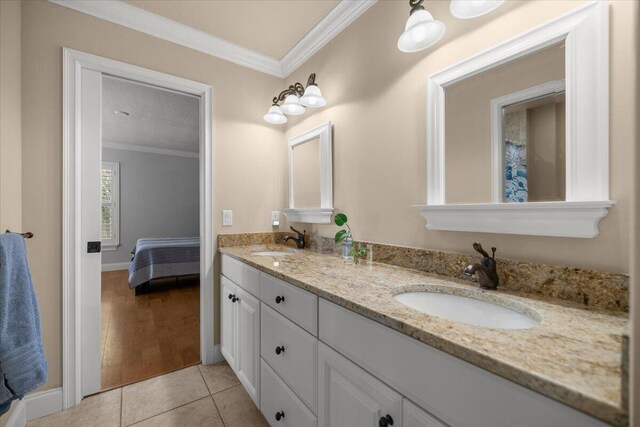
102, 76, 200, 153
124, 0, 340, 60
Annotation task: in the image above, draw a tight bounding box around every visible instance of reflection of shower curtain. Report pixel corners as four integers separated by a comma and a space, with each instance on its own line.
504, 140, 528, 202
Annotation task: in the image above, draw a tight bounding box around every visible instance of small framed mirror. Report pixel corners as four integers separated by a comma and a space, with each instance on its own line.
283, 122, 333, 223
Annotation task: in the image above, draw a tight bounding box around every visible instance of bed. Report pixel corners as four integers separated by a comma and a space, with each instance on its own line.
128, 237, 200, 293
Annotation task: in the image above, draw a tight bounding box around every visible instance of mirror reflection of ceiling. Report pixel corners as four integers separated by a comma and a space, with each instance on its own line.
102, 76, 200, 153
125, 0, 340, 60
293, 138, 321, 209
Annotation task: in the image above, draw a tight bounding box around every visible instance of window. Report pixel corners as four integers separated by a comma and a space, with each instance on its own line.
101, 161, 120, 250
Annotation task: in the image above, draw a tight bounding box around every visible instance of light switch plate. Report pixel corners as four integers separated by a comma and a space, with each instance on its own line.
222, 210, 233, 226
271, 211, 280, 227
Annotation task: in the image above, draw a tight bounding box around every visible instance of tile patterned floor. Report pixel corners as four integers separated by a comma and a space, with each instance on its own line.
27, 363, 268, 427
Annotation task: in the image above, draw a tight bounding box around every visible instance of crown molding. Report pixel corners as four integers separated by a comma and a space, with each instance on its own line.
280, 0, 378, 77
48, 0, 377, 79
103, 141, 199, 158
49, 0, 283, 77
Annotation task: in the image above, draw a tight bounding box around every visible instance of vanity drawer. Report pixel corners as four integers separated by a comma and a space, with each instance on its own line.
260, 272, 318, 335
261, 304, 317, 413
221, 254, 260, 297
261, 358, 317, 427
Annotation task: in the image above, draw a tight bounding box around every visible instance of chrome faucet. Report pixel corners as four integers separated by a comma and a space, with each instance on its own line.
463, 242, 499, 290
283, 226, 306, 249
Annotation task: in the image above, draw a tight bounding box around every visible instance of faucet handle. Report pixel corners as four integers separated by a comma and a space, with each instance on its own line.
290, 226, 302, 235
472, 242, 490, 258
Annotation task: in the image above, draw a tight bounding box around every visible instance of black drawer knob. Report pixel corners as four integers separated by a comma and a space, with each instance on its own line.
379, 415, 394, 427
275, 411, 285, 421
275, 295, 285, 304
232, 296, 239, 303
275, 346, 285, 355
228, 293, 233, 300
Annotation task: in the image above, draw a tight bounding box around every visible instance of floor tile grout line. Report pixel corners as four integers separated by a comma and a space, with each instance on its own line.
210, 390, 227, 427
211, 383, 243, 397
197, 364, 213, 397
126, 395, 213, 427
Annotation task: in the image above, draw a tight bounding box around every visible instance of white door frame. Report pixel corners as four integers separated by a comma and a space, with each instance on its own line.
62, 48, 215, 409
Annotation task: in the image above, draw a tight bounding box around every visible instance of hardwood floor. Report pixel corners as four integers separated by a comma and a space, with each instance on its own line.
100, 270, 200, 391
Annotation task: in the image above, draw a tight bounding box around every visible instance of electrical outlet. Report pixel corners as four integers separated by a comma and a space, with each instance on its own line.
271, 211, 280, 227
222, 210, 233, 226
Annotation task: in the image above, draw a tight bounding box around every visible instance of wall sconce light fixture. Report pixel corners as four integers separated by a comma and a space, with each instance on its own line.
397, 0, 445, 53
263, 73, 327, 125
450, 0, 504, 19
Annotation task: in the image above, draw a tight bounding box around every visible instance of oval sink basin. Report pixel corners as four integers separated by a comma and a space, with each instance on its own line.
393, 285, 541, 330
252, 251, 295, 256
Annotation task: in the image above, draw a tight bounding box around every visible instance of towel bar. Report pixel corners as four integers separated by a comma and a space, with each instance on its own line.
5, 230, 34, 239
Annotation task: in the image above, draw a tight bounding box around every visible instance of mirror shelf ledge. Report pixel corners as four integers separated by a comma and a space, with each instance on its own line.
412, 200, 615, 238
283, 208, 334, 224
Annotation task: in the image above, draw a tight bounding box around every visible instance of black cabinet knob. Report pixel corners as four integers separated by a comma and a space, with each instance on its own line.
228, 294, 233, 300
275, 411, 285, 421
275, 295, 285, 304
232, 296, 239, 303
379, 414, 394, 427
275, 346, 285, 355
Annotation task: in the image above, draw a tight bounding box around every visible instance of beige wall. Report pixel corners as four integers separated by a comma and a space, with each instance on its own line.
284, 0, 637, 275
444, 43, 564, 203
20, 0, 286, 391
0, 0, 22, 231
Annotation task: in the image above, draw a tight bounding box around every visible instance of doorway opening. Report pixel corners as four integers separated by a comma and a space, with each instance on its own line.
63, 48, 215, 409
99, 75, 202, 390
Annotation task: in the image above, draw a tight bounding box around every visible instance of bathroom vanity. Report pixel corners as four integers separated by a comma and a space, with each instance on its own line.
219, 246, 627, 427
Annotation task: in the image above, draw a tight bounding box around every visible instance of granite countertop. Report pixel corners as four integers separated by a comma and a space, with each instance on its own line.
219, 244, 628, 426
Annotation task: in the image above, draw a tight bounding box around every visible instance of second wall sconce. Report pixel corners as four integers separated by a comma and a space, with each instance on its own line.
263, 73, 327, 125
398, 0, 445, 53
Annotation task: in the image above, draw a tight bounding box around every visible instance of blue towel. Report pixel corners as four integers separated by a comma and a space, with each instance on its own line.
0, 233, 47, 414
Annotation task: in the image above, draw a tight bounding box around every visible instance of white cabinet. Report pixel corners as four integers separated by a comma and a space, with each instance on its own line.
261, 359, 317, 427
318, 342, 402, 427
404, 399, 448, 427
236, 286, 260, 406
220, 275, 260, 406
220, 276, 237, 370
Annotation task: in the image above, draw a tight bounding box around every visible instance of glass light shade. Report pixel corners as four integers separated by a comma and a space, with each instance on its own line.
263, 105, 287, 124
281, 94, 306, 115
299, 84, 327, 108
450, 0, 504, 19
397, 9, 446, 53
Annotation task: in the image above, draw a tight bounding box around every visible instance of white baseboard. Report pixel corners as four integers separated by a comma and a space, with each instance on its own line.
212, 344, 224, 364
3, 387, 62, 427
101, 262, 130, 272
25, 387, 63, 422
4, 400, 26, 427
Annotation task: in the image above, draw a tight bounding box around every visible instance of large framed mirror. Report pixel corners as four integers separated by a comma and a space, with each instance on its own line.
414, 2, 613, 238
283, 121, 333, 223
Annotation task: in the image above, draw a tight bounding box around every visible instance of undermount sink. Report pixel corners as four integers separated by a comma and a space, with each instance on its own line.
252, 250, 296, 256
393, 285, 541, 330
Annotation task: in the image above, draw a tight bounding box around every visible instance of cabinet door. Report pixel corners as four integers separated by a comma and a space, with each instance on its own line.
403, 399, 448, 427
236, 286, 261, 406
221, 276, 237, 370
318, 342, 402, 427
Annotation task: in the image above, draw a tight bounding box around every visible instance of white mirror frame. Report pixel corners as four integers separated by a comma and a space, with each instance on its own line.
283, 121, 333, 223
413, 1, 614, 238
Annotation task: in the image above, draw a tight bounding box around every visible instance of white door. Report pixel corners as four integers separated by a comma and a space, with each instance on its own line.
80, 68, 103, 396
318, 342, 402, 427
221, 276, 237, 370
236, 286, 260, 406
